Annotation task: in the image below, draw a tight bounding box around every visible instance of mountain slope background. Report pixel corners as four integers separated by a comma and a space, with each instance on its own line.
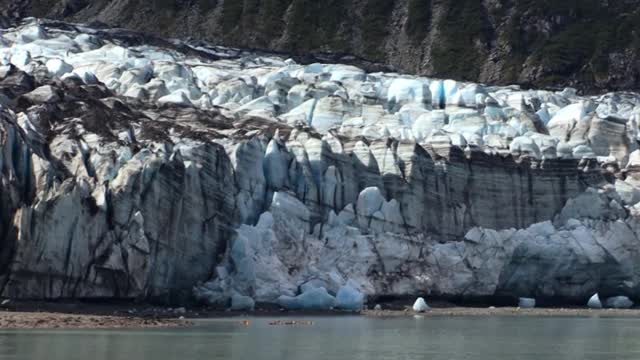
2, 0, 640, 92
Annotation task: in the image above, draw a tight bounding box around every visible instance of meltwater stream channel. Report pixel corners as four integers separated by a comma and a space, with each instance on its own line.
0, 316, 639, 360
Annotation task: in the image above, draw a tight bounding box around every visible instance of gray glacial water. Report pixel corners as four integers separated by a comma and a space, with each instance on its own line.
0, 316, 639, 360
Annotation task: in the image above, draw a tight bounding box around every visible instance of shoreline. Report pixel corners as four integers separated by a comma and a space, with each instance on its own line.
2, 300, 640, 329
0, 311, 188, 329
362, 307, 640, 318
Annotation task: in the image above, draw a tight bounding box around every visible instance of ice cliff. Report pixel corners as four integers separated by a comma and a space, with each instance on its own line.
1, 19, 640, 305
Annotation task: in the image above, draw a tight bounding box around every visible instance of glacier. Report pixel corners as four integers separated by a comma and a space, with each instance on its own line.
0, 19, 640, 307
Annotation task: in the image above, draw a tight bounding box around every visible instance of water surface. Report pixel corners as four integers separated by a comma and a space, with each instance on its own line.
0, 316, 639, 360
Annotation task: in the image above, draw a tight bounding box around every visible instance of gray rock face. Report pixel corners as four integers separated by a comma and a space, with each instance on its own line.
1, 20, 640, 306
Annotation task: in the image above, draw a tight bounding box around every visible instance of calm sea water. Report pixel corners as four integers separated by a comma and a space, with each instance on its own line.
0, 316, 639, 360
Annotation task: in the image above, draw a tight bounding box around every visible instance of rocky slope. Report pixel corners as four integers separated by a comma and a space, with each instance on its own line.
2, 0, 640, 92
2, 19, 640, 307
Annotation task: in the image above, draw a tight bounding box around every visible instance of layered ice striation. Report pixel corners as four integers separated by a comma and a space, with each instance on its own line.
1, 19, 640, 306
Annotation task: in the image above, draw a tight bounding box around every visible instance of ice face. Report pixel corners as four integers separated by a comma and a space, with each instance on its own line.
4, 19, 640, 307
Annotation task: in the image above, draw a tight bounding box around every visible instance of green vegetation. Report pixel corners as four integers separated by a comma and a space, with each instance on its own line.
499, 15, 528, 81
430, 0, 489, 80
536, 24, 594, 75
195, 0, 218, 12
220, 0, 261, 44
513, 0, 602, 18
142, 0, 180, 32
285, 0, 350, 52
517, 0, 640, 86
32, 0, 66, 17
405, 0, 432, 44
481, 0, 640, 87
361, 0, 396, 59
221, 0, 245, 34
152, 0, 179, 11
240, 0, 261, 27
260, 0, 294, 42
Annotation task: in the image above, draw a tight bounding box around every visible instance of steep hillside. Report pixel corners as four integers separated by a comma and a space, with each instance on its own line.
2, 0, 640, 92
